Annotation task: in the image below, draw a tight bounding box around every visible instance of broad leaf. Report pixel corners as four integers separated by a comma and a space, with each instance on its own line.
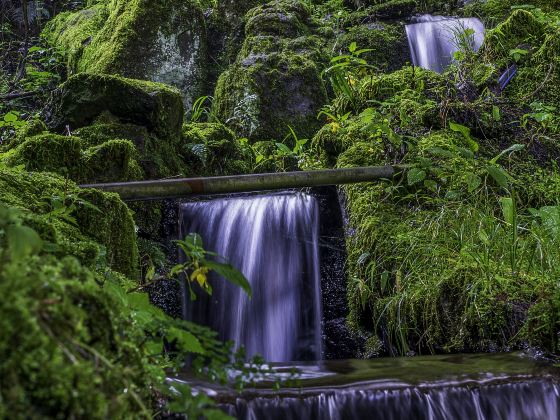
407, 168, 427, 186
203, 259, 252, 298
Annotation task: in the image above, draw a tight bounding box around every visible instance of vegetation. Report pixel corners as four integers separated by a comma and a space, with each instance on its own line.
1, 0, 560, 417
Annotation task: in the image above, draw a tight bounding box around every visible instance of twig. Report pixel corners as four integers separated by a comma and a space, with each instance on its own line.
0, 90, 39, 101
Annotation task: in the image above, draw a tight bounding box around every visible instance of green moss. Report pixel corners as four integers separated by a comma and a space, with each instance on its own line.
43, 0, 207, 109
335, 23, 409, 72
48, 73, 184, 142
212, 0, 328, 142
0, 255, 150, 418
4, 133, 143, 184
333, 66, 447, 117
75, 123, 187, 178
182, 122, 253, 175
481, 10, 546, 61
464, 0, 560, 23
245, 0, 312, 38
0, 167, 139, 279
42, 5, 109, 72
507, 28, 560, 106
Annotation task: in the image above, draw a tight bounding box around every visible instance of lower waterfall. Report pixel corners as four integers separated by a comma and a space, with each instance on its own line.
179, 193, 323, 362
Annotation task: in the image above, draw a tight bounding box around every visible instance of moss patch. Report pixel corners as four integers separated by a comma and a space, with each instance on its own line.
0, 167, 139, 279
43, 0, 208, 110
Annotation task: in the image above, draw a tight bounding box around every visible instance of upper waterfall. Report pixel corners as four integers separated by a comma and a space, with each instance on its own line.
406, 15, 485, 73
179, 193, 323, 362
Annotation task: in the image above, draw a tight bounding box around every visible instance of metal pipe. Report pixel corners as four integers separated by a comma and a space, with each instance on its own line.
80, 165, 403, 201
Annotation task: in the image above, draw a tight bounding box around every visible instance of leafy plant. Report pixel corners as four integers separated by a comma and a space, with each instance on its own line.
189, 95, 213, 123
139, 233, 252, 301
253, 126, 309, 172
521, 101, 558, 133
322, 42, 374, 113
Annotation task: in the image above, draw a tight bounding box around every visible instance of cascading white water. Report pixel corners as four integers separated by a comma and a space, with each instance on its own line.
179, 193, 323, 362
406, 15, 485, 73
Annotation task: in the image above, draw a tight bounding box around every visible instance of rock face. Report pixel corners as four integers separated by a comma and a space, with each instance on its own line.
212, 0, 328, 142
43, 0, 207, 110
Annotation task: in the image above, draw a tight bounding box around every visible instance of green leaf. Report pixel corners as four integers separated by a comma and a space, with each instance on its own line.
4, 112, 19, 123
490, 144, 524, 164
456, 147, 474, 160
427, 147, 455, 158
464, 172, 482, 193
535, 206, 560, 237
424, 179, 438, 192
500, 197, 515, 225
492, 105, 501, 122
449, 121, 478, 152
203, 259, 252, 298
145, 339, 164, 355
275, 143, 292, 154
349, 42, 357, 53
407, 168, 427, 186
168, 327, 204, 354
6, 225, 42, 260
487, 165, 510, 189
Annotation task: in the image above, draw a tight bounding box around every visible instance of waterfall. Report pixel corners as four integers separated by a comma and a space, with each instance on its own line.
223, 380, 560, 419
179, 193, 323, 362
406, 15, 485, 73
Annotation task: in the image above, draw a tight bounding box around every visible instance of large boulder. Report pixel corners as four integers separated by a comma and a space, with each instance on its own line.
212, 0, 328, 142
46, 73, 184, 141
43, 0, 207, 110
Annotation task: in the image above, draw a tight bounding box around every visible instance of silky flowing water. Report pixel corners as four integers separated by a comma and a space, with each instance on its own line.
175, 353, 560, 420
406, 15, 485, 73
176, 194, 559, 419
179, 193, 323, 362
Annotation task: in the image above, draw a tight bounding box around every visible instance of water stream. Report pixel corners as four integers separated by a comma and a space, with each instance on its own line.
179, 193, 323, 362
406, 15, 485, 73
176, 353, 560, 420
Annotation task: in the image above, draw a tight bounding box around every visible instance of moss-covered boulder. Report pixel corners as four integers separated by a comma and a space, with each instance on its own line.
43, 0, 207, 110
182, 123, 253, 176
75, 122, 187, 179
464, 0, 560, 22
46, 73, 184, 141
213, 0, 328, 142
5, 134, 143, 184
0, 168, 139, 278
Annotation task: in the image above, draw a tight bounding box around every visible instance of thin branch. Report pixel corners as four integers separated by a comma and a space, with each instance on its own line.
0, 90, 39, 101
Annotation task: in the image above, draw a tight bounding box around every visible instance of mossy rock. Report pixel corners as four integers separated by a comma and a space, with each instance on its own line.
206, 0, 265, 89
0, 255, 150, 417
213, 0, 328, 142
245, 0, 313, 38
333, 65, 447, 120
0, 168, 139, 278
47, 73, 184, 141
182, 122, 253, 176
43, 0, 207, 110
481, 9, 547, 61
75, 123, 187, 179
506, 27, 560, 106
335, 23, 409, 72
5, 134, 143, 184
464, 0, 560, 23
341, 0, 417, 25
